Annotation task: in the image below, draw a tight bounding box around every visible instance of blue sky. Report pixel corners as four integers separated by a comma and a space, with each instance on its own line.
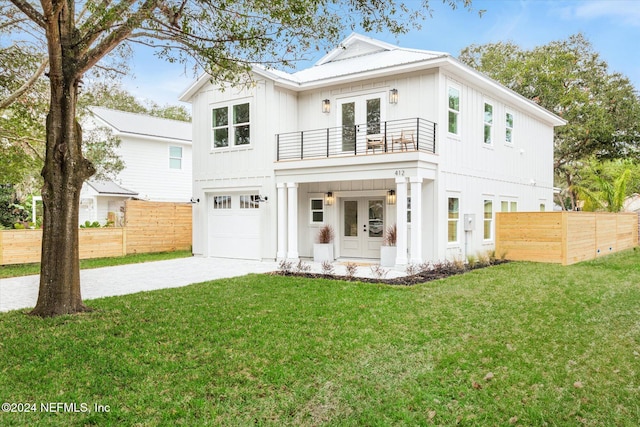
121, 0, 640, 106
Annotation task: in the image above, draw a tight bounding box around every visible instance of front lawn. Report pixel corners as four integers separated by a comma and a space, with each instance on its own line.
1, 251, 639, 425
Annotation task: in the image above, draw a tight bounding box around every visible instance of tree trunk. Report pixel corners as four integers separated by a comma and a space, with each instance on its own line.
30, 4, 95, 317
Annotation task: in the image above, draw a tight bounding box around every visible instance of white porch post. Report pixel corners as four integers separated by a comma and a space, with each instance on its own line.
286, 182, 299, 259
276, 183, 287, 259
395, 177, 408, 265
410, 177, 423, 263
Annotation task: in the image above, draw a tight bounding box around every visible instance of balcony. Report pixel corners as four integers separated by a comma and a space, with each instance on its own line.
276, 117, 436, 161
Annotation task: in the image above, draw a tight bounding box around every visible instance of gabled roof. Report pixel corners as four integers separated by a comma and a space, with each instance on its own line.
179, 33, 565, 126
86, 179, 138, 197
88, 107, 192, 143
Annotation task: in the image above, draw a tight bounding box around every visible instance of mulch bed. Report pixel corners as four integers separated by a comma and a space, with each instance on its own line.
271, 259, 510, 286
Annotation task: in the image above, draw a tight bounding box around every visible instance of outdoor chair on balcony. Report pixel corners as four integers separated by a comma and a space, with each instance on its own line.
366, 133, 385, 154
392, 130, 416, 152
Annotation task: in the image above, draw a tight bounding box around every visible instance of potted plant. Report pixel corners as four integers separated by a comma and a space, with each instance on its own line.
380, 224, 397, 267
313, 224, 335, 262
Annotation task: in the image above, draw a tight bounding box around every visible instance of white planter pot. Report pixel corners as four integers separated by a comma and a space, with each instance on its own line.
313, 243, 334, 262
380, 245, 397, 267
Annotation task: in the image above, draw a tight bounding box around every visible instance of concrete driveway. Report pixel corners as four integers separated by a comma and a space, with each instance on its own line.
0, 257, 278, 313
0, 257, 406, 313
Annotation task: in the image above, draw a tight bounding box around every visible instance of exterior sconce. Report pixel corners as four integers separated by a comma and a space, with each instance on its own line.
387, 190, 396, 205
389, 88, 398, 104
325, 191, 334, 206
322, 99, 331, 114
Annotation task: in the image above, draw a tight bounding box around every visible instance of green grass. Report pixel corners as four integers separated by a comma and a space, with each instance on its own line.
1, 250, 639, 426
0, 250, 193, 279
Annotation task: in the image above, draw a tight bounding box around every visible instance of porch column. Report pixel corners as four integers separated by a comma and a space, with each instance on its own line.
395, 177, 408, 265
276, 183, 287, 259
410, 177, 423, 263
286, 182, 299, 259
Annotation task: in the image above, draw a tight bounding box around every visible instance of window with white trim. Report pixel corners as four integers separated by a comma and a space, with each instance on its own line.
213, 196, 231, 209
501, 200, 518, 212
212, 102, 250, 149
240, 195, 260, 209
448, 197, 459, 243
484, 199, 493, 240
540, 203, 546, 212
310, 199, 324, 223
505, 112, 514, 144
448, 87, 460, 135
483, 102, 493, 145
169, 146, 182, 169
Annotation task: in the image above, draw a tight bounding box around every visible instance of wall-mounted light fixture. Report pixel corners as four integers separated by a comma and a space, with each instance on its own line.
190, 197, 200, 204
387, 189, 396, 205
389, 88, 398, 104
325, 191, 334, 206
322, 99, 331, 114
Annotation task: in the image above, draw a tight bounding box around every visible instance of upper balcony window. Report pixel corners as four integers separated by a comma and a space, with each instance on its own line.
212, 102, 250, 149
448, 87, 460, 135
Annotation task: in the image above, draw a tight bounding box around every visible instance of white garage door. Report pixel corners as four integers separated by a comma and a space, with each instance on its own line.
208, 194, 262, 260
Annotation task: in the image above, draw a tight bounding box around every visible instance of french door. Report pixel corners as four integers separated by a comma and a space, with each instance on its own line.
338, 94, 384, 152
341, 198, 385, 258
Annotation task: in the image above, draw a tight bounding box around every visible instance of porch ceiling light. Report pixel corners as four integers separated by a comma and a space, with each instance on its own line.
322, 99, 331, 114
325, 191, 334, 206
389, 88, 398, 104
387, 190, 396, 205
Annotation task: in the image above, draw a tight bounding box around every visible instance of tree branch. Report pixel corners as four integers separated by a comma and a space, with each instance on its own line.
9, 0, 46, 28
78, 0, 159, 75
0, 59, 49, 110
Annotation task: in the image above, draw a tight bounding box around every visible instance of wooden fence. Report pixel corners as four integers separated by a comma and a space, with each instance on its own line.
495, 212, 638, 265
0, 200, 191, 266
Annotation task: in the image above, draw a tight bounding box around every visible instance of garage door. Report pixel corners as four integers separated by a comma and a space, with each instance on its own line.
208, 194, 262, 260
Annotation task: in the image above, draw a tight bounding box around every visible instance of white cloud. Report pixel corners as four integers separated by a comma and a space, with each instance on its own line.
571, 0, 640, 26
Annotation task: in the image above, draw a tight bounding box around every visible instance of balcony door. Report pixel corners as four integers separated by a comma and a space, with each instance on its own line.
341, 198, 385, 258
338, 94, 384, 152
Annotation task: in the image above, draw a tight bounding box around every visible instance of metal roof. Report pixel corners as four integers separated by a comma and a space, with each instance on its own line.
86, 179, 138, 196
88, 107, 192, 143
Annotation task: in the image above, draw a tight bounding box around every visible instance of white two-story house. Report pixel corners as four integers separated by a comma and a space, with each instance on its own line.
79, 107, 192, 225
180, 34, 565, 264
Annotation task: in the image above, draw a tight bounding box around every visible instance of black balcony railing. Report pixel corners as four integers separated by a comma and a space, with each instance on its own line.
276, 117, 436, 161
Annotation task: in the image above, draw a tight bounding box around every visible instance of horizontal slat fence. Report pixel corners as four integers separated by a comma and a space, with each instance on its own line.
0, 201, 191, 265
496, 212, 638, 265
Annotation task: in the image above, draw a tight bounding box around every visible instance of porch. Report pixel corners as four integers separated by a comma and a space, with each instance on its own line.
276, 117, 437, 161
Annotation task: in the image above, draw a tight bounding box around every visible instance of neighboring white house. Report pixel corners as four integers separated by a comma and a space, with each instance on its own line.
180, 33, 565, 264
78, 107, 192, 225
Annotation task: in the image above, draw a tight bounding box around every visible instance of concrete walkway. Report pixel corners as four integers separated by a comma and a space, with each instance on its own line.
0, 257, 406, 313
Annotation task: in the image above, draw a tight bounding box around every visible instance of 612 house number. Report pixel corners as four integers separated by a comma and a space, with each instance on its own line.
394, 170, 406, 176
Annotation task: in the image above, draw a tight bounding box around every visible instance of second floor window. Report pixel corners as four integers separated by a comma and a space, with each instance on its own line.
484, 103, 493, 144
448, 87, 460, 135
169, 146, 182, 169
212, 102, 250, 149
505, 112, 514, 144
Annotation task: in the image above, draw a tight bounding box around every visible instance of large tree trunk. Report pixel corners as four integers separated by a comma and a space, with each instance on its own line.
30, 1, 95, 317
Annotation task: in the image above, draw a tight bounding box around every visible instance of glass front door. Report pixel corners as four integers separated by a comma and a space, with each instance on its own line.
339, 94, 384, 152
341, 198, 385, 258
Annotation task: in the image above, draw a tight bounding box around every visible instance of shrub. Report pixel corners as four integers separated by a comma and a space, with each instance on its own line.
277, 259, 293, 274
317, 225, 335, 244
370, 265, 387, 279
344, 262, 358, 280
321, 261, 335, 275
294, 259, 311, 273
382, 224, 397, 246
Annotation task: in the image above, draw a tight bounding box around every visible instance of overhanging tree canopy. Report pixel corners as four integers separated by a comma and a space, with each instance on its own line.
4, 0, 477, 317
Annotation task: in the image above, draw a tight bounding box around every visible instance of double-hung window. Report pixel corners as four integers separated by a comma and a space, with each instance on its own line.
505, 112, 514, 144
448, 197, 459, 243
484, 200, 493, 240
169, 146, 182, 169
448, 87, 460, 135
212, 102, 250, 149
310, 199, 324, 224
483, 102, 493, 145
